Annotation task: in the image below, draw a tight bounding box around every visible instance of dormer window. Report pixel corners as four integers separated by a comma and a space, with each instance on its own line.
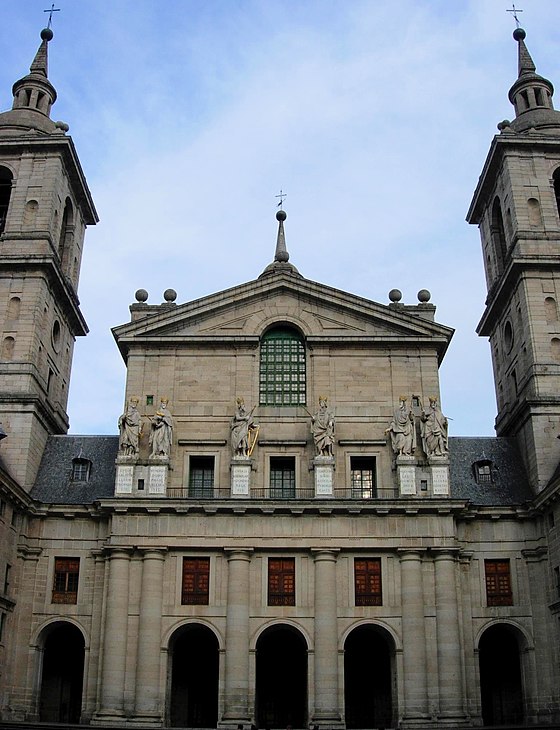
473, 460, 494, 485
72, 458, 91, 482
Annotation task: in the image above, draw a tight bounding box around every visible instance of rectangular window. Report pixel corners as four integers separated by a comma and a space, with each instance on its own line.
0, 612, 4, 643
3, 564, 10, 595
52, 557, 80, 604
188, 456, 215, 498
182, 557, 210, 605
350, 456, 376, 498
270, 457, 295, 498
485, 559, 513, 606
555, 566, 560, 598
268, 558, 295, 606
0, 500, 5, 518
259, 329, 306, 406
355, 558, 382, 606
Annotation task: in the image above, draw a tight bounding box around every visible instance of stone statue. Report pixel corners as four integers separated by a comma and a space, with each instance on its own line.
231, 398, 258, 457
149, 398, 173, 458
385, 395, 415, 456
420, 396, 448, 457
311, 396, 335, 457
118, 397, 141, 456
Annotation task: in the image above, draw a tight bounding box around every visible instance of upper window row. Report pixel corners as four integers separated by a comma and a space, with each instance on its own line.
259, 327, 306, 406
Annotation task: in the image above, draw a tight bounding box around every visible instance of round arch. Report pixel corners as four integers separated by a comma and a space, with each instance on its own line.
33, 616, 89, 649
250, 617, 312, 652
36, 620, 86, 724
343, 621, 397, 730
167, 621, 220, 728
474, 618, 533, 652
340, 618, 402, 653
255, 622, 308, 729
163, 617, 224, 652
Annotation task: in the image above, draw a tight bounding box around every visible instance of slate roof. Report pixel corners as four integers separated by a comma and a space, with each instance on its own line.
449, 436, 532, 505
31, 435, 118, 504
31, 434, 533, 507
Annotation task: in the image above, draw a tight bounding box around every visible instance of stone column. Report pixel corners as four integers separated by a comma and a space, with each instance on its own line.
94, 548, 132, 722
399, 549, 428, 724
312, 549, 342, 727
133, 548, 167, 724
221, 549, 252, 727
433, 549, 466, 723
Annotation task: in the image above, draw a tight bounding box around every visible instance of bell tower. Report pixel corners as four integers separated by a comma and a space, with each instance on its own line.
467, 27, 560, 492
0, 28, 97, 489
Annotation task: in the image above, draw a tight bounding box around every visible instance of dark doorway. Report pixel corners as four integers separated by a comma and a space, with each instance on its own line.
255, 624, 307, 728
39, 622, 85, 723
169, 623, 219, 727
479, 624, 524, 726
344, 624, 394, 729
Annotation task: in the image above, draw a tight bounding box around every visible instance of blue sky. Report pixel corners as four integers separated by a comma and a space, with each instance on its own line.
2, 1, 559, 436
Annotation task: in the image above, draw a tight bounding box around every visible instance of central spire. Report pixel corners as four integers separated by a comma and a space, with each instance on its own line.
259, 208, 302, 279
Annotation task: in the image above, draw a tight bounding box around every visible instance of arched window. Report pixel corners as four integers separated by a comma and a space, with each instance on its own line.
59, 198, 74, 269
0, 166, 13, 235
259, 327, 306, 406
491, 197, 507, 274
1, 337, 15, 360
553, 168, 560, 221
7, 296, 20, 321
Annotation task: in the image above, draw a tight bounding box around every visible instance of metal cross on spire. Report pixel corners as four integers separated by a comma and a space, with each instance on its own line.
43, 3, 61, 29
275, 189, 287, 209
506, 4, 523, 29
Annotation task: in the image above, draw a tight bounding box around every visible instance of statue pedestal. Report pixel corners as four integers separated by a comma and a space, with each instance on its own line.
114, 457, 168, 497
313, 456, 335, 498
396, 455, 416, 496
428, 456, 450, 496
231, 457, 252, 497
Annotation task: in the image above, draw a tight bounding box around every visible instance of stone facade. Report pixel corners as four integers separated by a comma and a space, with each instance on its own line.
0, 24, 559, 730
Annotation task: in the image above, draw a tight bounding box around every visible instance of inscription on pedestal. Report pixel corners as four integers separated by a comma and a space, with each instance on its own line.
315, 465, 333, 496
398, 465, 416, 496
432, 466, 449, 495
231, 464, 251, 496
149, 465, 167, 494
115, 465, 133, 495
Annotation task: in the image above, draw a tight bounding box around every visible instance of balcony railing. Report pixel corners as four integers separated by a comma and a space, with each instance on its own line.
166, 486, 394, 500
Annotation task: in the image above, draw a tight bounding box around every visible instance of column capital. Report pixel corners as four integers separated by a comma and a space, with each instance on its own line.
431, 547, 460, 561
102, 546, 134, 560
223, 547, 254, 561
397, 547, 426, 561
311, 548, 340, 562
138, 546, 168, 560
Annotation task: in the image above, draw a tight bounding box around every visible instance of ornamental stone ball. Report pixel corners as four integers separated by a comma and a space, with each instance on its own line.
55, 121, 69, 132
41, 28, 54, 42
135, 289, 148, 303
164, 289, 177, 302
417, 289, 431, 303
276, 209, 287, 222
389, 289, 402, 303
513, 27, 526, 41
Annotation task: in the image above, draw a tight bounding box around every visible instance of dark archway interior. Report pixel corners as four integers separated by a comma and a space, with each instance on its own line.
169, 623, 219, 728
39, 623, 85, 723
256, 624, 307, 728
479, 624, 523, 726
344, 624, 393, 729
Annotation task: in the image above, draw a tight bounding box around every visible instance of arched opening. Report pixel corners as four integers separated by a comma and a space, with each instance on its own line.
0, 166, 13, 234
38, 622, 85, 723
59, 198, 74, 271
168, 623, 219, 728
553, 168, 560, 220
479, 623, 524, 726
255, 624, 308, 728
491, 198, 508, 274
1, 337, 15, 361
344, 624, 395, 729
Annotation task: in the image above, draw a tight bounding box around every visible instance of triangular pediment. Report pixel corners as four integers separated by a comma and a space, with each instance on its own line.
113, 272, 454, 361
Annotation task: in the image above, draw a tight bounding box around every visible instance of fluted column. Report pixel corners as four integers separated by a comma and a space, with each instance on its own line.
312, 549, 342, 726
434, 549, 466, 722
133, 548, 167, 723
95, 548, 132, 722
221, 548, 252, 726
399, 549, 428, 723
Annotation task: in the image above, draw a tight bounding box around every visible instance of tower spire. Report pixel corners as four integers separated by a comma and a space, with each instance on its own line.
9, 28, 57, 121
274, 209, 289, 263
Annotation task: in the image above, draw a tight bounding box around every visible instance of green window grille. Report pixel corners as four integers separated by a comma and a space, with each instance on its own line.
270, 456, 296, 498
189, 456, 215, 498
350, 456, 376, 499
259, 327, 306, 406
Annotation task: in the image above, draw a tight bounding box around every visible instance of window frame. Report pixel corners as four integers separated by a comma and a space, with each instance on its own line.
181, 557, 211, 605
71, 458, 91, 482
52, 557, 80, 605
268, 455, 297, 499
268, 557, 296, 606
187, 454, 216, 498
484, 558, 513, 607
259, 327, 306, 407
349, 455, 377, 499
354, 557, 383, 606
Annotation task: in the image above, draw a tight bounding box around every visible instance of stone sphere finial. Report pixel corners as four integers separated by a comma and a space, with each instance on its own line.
55, 121, 69, 132
513, 27, 526, 42
135, 289, 148, 303
417, 289, 431, 303
389, 289, 402, 303
276, 209, 287, 222
41, 28, 54, 42
163, 288, 177, 302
